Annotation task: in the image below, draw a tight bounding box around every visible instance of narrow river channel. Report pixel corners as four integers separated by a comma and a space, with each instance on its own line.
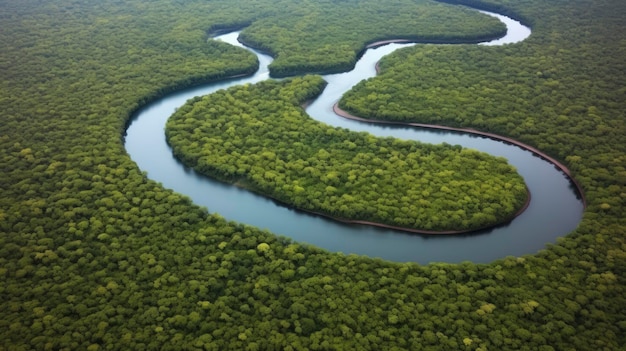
125, 8, 584, 264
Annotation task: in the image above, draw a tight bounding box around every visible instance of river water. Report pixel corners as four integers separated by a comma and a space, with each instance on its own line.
125, 8, 583, 263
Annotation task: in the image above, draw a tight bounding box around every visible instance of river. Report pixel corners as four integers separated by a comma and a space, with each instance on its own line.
125, 7, 584, 263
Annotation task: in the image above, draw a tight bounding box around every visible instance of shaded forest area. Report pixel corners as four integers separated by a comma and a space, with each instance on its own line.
1, 0, 624, 350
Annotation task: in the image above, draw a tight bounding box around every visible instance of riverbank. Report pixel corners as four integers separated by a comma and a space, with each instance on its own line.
297, 189, 531, 235
333, 103, 586, 208
223, 169, 532, 236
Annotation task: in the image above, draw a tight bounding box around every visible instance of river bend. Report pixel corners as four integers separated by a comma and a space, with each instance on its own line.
125, 8, 584, 263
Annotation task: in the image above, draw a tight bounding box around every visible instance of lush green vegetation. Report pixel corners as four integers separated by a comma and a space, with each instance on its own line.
1, 0, 624, 350
237, 0, 505, 77
167, 76, 527, 232
339, 0, 626, 222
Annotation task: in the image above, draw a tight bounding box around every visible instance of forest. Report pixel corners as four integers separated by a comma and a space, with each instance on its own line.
236, 0, 505, 77
166, 76, 527, 232
1, 0, 625, 350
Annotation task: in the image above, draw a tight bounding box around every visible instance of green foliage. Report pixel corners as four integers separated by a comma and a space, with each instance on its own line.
237, 0, 505, 76
338, 0, 626, 243
167, 76, 527, 231
0, 0, 624, 350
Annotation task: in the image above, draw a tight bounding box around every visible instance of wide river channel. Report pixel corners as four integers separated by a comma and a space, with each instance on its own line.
125, 8, 584, 264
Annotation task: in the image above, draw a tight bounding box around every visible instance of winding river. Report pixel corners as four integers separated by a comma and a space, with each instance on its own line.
125, 8, 584, 264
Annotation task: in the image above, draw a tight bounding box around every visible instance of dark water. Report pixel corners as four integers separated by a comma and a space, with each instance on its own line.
125, 10, 583, 264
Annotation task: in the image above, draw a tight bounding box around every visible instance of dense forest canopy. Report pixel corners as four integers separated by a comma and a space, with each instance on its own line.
236, 0, 505, 76
166, 76, 528, 232
338, 0, 626, 224
1, 0, 624, 350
